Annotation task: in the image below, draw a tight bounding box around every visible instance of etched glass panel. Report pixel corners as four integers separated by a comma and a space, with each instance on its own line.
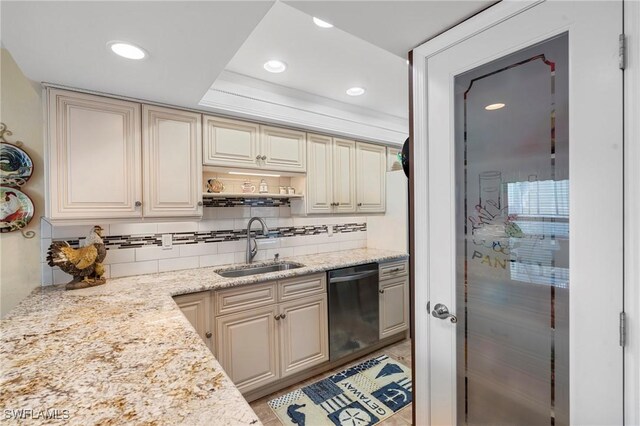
454, 33, 569, 426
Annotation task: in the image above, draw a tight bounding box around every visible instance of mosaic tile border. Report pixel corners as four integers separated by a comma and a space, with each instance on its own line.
57, 223, 367, 250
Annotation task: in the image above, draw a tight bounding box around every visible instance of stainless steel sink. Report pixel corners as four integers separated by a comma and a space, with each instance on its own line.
216, 262, 305, 278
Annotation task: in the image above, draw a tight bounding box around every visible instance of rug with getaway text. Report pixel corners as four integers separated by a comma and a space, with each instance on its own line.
267, 354, 412, 426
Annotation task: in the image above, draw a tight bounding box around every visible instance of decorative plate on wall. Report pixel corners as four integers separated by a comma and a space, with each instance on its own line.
0, 142, 34, 187
0, 186, 34, 233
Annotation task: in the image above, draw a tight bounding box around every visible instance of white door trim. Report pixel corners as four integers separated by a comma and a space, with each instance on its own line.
411, 4, 544, 424
624, 0, 640, 424
411, 0, 633, 423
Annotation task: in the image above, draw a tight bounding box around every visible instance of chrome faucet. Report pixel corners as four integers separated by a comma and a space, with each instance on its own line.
246, 217, 269, 264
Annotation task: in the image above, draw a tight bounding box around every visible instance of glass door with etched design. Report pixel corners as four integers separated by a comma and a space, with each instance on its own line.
416, 2, 623, 425
454, 34, 569, 426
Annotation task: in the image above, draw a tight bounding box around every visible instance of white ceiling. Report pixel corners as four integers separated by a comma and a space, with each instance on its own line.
220, 2, 409, 119
0, 1, 274, 109
1, 1, 495, 139
284, 1, 496, 57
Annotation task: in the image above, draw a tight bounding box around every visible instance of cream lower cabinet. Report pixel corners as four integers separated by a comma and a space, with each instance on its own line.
356, 142, 386, 213
47, 88, 142, 219
379, 260, 409, 339
214, 273, 328, 394
173, 292, 214, 353
143, 105, 202, 217
216, 305, 280, 392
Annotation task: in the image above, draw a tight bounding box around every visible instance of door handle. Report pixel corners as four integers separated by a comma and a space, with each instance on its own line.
431, 303, 458, 323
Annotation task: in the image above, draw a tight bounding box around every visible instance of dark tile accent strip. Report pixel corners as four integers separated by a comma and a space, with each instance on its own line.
203, 197, 290, 207
57, 223, 367, 249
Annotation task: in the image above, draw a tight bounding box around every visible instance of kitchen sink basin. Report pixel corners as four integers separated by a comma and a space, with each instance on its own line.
216, 262, 305, 278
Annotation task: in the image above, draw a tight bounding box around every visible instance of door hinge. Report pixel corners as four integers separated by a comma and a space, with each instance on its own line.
619, 34, 626, 70
620, 312, 626, 347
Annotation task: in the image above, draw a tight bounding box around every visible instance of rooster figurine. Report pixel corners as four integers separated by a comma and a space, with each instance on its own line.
47, 226, 107, 290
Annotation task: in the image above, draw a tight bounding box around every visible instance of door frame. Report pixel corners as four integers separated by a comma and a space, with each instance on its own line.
409, 0, 639, 424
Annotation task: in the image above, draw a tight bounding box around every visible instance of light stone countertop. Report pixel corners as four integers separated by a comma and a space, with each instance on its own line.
0, 248, 408, 425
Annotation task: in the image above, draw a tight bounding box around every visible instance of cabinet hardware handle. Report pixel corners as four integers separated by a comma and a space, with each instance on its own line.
205, 332, 212, 338
261, 155, 267, 160
197, 201, 203, 206
335, 202, 340, 206
135, 201, 142, 207
379, 289, 385, 294
274, 314, 281, 320
357, 203, 362, 207
389, 267, 401, 272
256, 155, 262, 160
280, 313, 286, 319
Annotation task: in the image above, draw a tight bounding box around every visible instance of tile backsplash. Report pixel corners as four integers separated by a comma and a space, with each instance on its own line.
40, 207, 368, 285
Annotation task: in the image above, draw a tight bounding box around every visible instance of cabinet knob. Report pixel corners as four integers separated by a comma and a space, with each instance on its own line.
335, 202, 340, 206
205, 331, 212, 338
261, 155, 267, 160
274, 314, 281, 320
357, 203, 363, 207
280, 313, 286, 319
256, 155, 262, 160
197, 201, 203, 206
379, 289, 385, 294
135, 201, 142, 207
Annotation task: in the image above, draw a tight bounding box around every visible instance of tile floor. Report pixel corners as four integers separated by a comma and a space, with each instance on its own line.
250, 339, 413, 425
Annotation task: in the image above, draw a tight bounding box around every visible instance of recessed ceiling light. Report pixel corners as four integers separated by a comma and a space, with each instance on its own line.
313, 17, 333, 28
107, 41, 147, 60
263, 60, 287, 73
485, 103, 506, 111
346, 87, 366, 96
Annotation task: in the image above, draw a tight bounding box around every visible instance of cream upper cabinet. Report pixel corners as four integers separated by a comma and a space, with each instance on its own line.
173, 291, 214, 353
356, 142, 386, 213
202, 115, 260, 169
143, 105, 202, 217
333, 138, 357, 213
306, 134, 334, 214
305, 135, 356, 214
47, 89, 142, 219
260, 125, 306, 172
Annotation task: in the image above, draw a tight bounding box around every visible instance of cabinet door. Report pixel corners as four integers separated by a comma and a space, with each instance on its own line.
216, 305, 279, 393
143, 105, 202, 217
379, 276, 409, 339
333, 138, 357, 213
47, 89, 142, 219
306, 134, 334, 214
203, 116, 260, 169
173, 292, 214, 353
356, 142, 386, 213
279, 294, 329, 378
260, 125, 306, 172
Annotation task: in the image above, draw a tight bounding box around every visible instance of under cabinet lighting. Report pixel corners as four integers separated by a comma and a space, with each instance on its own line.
228, 171, 281, 177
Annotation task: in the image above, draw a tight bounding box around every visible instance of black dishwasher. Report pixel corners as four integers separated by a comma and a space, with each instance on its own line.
327, 263, 379, 361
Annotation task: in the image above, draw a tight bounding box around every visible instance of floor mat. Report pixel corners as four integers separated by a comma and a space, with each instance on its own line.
267, 354, 412, 426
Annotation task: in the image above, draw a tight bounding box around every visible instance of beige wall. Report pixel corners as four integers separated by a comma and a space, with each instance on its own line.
0, 48, 44, 317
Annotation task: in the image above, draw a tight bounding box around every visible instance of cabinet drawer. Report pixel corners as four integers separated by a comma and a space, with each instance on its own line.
215, 282, 277, 316
379, 259, 408, 279
278, 273, 326, 302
